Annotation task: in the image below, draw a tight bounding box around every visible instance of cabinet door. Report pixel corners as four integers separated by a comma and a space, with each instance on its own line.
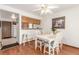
22, 16, 29, 29
22, 16, 40, 24
22, 22, 29, 29
36, 20, 40, 24
32, 19, 40, 24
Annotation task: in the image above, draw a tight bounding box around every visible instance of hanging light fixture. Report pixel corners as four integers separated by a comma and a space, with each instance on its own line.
40, 4, 51, 14
11, 14, 16, 19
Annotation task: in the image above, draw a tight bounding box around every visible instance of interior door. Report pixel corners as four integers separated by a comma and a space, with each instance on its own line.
2, 21, 11, 39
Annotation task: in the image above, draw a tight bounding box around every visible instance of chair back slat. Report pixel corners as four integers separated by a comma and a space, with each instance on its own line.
51, 32, 63, 48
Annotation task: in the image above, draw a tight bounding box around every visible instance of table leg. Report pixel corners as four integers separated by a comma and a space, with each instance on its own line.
35, 38, 37, 50
48, 43, 51, 55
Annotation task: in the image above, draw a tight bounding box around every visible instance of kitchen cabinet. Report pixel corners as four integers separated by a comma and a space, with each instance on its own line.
22, 16, 41, 29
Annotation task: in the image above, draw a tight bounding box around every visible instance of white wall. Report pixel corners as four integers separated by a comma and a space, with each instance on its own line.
41, 6, 79, 48
0, 10, 16, 22
41, 15, 53, 33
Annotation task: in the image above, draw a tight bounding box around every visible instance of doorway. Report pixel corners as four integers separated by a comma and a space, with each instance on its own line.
2, 21, 11, 39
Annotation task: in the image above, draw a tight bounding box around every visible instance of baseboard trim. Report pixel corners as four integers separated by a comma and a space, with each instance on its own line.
1, 43, 19, 50
63, 43, 79, 49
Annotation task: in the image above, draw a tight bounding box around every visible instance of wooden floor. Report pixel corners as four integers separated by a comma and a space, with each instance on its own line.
0, 40, 79, 55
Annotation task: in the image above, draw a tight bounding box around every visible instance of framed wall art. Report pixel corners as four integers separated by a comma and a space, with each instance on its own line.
52, 16, 65, 29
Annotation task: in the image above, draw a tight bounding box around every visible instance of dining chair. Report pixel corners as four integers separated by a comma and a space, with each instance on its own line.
43, 32, 63, 55
35, 32, 54, 52
56, 29, 64, 50
34, 30, 43, 51
59, 40, 63, 51
36, 39, 44, 51
22, 34, 28, 46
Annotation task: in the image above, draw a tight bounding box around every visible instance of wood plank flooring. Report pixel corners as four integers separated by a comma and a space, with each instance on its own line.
0, 40, 79, 55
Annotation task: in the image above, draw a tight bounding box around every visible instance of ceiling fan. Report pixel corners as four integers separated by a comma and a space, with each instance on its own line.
33, 4, 58, 14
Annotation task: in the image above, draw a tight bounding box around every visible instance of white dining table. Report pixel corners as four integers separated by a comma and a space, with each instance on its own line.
35, 34, 56, 54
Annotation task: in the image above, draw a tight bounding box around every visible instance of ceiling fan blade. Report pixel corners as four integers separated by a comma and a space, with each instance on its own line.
32, 8, 41, 11
48, 10, 53, 14
48, 6, 58, 9
46, 9, 53, 14
40, 9, 53, 15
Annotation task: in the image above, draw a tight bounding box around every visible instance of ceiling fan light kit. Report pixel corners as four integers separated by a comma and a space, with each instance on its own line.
11, 14, 16, 19
34, 4, 59, 15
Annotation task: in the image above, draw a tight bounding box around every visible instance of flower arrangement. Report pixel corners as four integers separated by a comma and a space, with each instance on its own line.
52, 27, 57, 34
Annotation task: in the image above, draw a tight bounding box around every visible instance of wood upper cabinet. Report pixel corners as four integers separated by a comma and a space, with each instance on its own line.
22, 16, 41, 29
22, 16, 30, 23
22, 16, 41, 25
32, 19, 40, 25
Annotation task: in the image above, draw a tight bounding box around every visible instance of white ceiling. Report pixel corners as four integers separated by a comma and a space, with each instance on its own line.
5, 4, 79, 15
0, 9, 19, 20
